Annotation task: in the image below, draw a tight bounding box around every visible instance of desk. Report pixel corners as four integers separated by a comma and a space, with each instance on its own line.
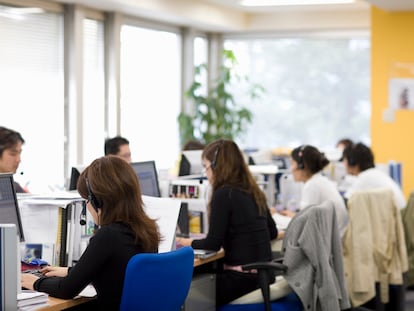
193, 249, 224, 267
37, 296, 95, 311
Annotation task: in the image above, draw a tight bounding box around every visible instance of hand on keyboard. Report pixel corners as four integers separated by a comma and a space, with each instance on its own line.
23, 269, 44, 278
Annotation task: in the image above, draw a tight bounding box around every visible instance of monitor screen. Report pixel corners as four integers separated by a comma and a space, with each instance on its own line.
68, 166, 85, 191
131, 161, 161, 197
176, 202, 189, 238
0, 173, 25, 242
179, 150, 203, 176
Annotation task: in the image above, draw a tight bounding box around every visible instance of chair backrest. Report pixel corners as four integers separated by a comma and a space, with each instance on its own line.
402, 191, 414, 287
282, 200, 351, 311
120, 246, 194, 311
343, 188, 408, 307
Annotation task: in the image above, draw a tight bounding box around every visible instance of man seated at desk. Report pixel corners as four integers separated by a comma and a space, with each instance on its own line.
21, 156, 161, 310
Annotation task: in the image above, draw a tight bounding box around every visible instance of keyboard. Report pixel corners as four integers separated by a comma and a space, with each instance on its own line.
23, 270, 44, 278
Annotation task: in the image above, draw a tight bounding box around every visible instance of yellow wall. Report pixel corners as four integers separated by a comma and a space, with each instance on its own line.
371, 7, 414, 198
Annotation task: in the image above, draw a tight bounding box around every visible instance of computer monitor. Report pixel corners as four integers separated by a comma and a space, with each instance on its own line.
0, 225, 18, 310
68, 166, 85, 191
0, 173, 25, 242
131, 161, 161, 197
178, 150, 203, 176
176, 202, 189, 238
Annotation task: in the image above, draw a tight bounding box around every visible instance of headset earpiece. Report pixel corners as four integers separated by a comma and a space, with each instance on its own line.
297, 145, 306, 170
346, 145, 356, 166
85, 177, 101, 212
210, 141, 223, 170
348, 156, 356, 166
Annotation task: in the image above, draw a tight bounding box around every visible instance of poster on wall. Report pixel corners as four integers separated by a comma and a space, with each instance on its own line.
388, 78, 414, 110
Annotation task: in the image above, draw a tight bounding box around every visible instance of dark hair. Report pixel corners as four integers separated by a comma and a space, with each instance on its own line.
182, 140, 205, 151
336, 138, 353, 161
104, 136, 129, 156
0, 126, 25, 157
336, 138, 353, 149
77, 155, 161, 252
202, 139, 268, 215
291, 145, 329, 174
342, 142, 374, 172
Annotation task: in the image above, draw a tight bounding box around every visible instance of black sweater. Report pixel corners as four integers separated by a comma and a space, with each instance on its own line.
192, 186, 278, 266
34, 223, 148, 310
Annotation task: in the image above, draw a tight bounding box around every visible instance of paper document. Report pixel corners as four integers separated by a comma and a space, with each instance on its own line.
17, 290, 48, 307
142, 195, 181, 253
77, 284, 97, 298
272, 213, 292, 230
22, 191, 83, 207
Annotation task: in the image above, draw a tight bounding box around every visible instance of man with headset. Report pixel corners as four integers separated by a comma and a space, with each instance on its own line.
342, 142, 406, 209
0, 126, 27, 193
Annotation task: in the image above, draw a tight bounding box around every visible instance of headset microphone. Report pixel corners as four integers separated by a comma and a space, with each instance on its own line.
79, 200, 87, 226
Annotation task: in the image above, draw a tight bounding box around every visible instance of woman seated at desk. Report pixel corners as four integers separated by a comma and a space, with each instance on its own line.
21, 156, 161, 310
278, 145, 348, 237
177, 139, 279, 306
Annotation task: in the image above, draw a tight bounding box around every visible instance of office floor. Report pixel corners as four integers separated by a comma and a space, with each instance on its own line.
406, 287, 414, 311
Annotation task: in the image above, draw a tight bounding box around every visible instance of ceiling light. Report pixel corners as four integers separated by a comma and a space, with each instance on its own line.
240, 0, 355, 6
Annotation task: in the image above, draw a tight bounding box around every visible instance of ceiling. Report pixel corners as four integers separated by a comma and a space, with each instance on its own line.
50, 0, 414, 32
203, 0, 414, 11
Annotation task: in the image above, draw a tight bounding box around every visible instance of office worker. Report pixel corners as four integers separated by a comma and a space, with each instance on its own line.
177, 139, 278, 305
343, 142, 406, 209
334, 137, 356, 194
336, 137, 354, 154
21, 155, 161, 310
279, 145, 349, 237
0, 126, 26, 193
104, 135, 132, 163
177, 139, 206, 176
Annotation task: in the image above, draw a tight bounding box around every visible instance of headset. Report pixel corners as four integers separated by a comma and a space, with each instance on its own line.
297, 145, 307, 170
79, 200, 87, 226
210, 140, 223, 170
85, 177, 102, 212
344, 144, 356, 166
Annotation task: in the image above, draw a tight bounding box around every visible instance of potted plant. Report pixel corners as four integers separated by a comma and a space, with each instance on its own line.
178, 49, 264, 145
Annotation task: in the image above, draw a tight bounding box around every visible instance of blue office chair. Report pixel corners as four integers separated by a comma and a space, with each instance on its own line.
120, 246, 194, 311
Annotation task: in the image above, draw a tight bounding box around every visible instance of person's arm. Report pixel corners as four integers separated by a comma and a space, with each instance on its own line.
266, 207, 278, 240
191, 189, 230, 251
279, 210, 296, 218
32, 228, 113, 299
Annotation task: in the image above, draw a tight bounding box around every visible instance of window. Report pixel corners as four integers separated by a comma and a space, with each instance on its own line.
82, 18, 105, 165
120, 25, 181, 171
0, 5, 63, 192
224, 35, 370, 151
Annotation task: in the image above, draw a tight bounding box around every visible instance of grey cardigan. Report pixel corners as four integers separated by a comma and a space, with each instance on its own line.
282, 200, 351, 311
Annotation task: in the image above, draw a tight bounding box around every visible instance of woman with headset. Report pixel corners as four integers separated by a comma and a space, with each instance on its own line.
279, 145, 348, 237
21, 156, 161, 310
177, 139, 278, 306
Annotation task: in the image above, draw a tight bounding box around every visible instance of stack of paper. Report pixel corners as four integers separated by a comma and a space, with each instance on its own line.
272, 213, 292, 230
17, 290, 48, 311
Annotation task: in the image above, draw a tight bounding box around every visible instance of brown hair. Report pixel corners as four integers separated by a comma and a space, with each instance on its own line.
0, 126, 24, 157
202, 139, 268, 215
77, 155, 161, 252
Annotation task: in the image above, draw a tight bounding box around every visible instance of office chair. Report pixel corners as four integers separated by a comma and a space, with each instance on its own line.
401, 191, 414, 288
119, 246, 194, 311
343, 189, 408, 311
218, 201, 350, 311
